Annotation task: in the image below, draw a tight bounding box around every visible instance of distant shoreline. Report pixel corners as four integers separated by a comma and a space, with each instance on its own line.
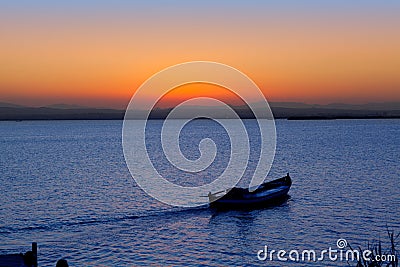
286, 115, 400, 120
1, 102, 399, 121
2, 116, 400, 121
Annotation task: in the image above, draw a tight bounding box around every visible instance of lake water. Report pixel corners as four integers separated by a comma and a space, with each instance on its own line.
0, 119, 399, 266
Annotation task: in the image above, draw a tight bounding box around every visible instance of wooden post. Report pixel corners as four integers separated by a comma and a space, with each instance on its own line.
32, 242, 37, 267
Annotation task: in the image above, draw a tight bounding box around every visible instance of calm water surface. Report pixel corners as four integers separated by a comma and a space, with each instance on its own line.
0, 119, 399, 266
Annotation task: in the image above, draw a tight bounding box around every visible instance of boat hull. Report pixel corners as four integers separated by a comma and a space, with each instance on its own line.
209, 175, 292, 209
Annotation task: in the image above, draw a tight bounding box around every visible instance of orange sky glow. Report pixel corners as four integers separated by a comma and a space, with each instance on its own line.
0, 2, 399, 109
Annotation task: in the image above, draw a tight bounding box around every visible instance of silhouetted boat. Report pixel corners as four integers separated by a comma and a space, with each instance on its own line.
209, 174, 292, 208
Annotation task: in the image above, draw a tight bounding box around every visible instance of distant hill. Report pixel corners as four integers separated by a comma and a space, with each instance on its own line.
322, 102, 400, 110
42, 104, 91, 109
0, 102, 26, 108
269, 102, 400, 111
0, 101, 399, 120
0, 106, 124, 120
269, 102, 318, 109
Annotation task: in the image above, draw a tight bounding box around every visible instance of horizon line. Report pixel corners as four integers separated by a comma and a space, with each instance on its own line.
1, 100, 400, 110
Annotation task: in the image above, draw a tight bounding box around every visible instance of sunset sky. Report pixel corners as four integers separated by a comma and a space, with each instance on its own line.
1, 1, 399, 109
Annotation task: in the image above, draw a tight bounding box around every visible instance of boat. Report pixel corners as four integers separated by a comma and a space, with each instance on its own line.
208, 173, 292, 208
